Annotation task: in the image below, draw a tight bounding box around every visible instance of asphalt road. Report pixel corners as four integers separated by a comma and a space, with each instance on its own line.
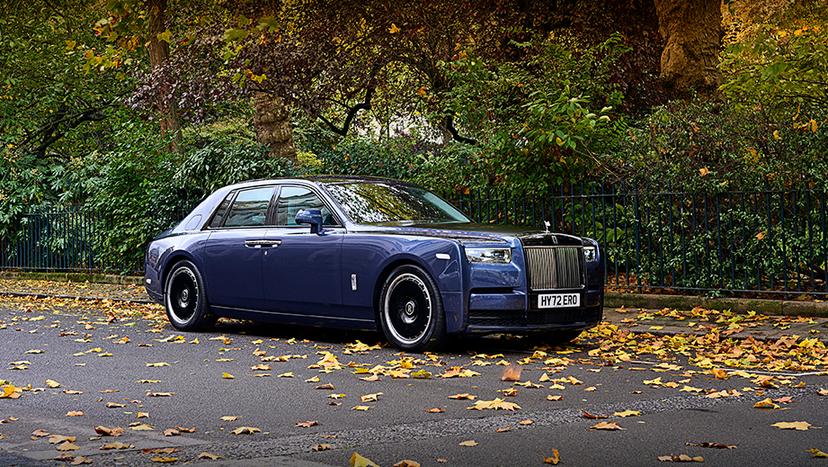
0, 297, 826, 466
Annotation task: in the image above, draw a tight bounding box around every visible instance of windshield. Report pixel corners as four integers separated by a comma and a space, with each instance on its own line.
325, 182, 471, 225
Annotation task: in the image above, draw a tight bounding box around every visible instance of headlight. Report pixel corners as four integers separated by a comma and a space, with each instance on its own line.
465, 247, 512, 264
583, 246, 598, 263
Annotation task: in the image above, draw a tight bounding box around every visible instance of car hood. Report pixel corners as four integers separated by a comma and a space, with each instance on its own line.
350, 222, 586, 246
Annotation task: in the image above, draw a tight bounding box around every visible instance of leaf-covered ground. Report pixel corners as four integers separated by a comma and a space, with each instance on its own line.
0, 292, 826, 466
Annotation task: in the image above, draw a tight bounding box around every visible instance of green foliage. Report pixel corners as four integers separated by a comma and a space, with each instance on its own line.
303, 134, 483, 194
440, 34, 629, 193
0, 2, 129, 158
610, 97, 828, 191
51, 118, 296, 272
720, 12, 828, 112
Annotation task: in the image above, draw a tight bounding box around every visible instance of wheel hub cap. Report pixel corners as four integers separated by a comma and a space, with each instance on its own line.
178, 288, 190, 308
402, 300, 417, 324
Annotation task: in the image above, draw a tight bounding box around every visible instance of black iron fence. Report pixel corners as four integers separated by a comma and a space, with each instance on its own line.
2, 187, 827, 297
448, 186, 828, 297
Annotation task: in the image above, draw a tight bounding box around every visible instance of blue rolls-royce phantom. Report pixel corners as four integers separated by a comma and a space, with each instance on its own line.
144, 176, 604, 350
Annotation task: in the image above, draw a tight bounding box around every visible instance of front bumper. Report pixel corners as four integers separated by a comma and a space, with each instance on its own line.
463, 289, 603, 333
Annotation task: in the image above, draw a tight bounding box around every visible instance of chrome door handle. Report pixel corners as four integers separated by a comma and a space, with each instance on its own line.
244, 240, 282, 248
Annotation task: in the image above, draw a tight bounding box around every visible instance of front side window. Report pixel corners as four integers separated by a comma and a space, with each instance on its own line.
223, 186, 275, 227
275, 186, 338, 226
325, 182, 470, 225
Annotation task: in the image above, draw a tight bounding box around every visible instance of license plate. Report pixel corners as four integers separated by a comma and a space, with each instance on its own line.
537, 293, 580, 309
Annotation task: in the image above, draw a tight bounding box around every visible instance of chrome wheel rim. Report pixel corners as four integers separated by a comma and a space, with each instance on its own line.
383, 273, 432, 345
166, 267, 199, 325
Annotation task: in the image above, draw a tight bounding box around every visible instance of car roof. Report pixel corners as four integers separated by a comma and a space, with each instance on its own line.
220, 175, 414, 191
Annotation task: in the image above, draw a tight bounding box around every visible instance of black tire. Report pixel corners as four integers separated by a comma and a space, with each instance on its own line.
529, 329, 583, 346
378, 264, 446, 351
164, 260, 215, 331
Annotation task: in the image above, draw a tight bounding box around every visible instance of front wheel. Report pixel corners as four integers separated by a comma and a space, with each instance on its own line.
164, 260, 215, 331
378, 264, 446, 351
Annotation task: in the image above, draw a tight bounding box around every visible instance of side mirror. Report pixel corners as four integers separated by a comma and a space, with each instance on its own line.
295, 209, 324, 234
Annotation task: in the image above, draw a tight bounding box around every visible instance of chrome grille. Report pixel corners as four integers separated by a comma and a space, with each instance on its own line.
524, 246, 583, 290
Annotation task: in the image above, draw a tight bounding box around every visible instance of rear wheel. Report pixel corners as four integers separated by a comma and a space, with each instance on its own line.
379, 264, 446, 351
164, 260, 215, 331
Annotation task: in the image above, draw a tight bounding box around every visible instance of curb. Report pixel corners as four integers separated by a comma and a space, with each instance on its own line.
604, 292, 828, 318
0, 270, 143, 285
0, 291, 154, 305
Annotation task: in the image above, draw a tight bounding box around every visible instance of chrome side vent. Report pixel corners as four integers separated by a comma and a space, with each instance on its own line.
524, 246, 584, 290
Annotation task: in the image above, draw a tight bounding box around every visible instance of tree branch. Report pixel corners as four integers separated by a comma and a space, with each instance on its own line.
444, 114, 477, 145
317, 85, 375, 137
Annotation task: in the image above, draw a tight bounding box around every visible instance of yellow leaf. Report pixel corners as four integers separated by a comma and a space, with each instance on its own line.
150, 456, 178, 463
231, 426, 260, 435
772, 421, 812, 430
753, 398, 780, 409
440, 367, 479, 378
156, 30, 173, 43
222, 372, 235, 379
809, 448, 828, 458
590, 421, 623, 431
546, 395, 563, 401
360, 392, 383, 402
500, 365, 522, 382
46, 379, 61, 388
411, 369, 432, 379
129, 423, 153, 431
146, 362, 169, 367
459, 440, 478, 447
352, 405, 371, 411
101, 441, 133, 450
66, 411, 84, 417
467, 398, 521, 411
388, 23, 401, 34
277, 372, 294, 378
350, 452, 380, 467
613, 410, 641, 417
448, 393, 476, 400
544, 449, 561, 465
699, 167, 710, 177
198, 452, 222, 460
56, 442, 80, 451
657, 454, 704, 462
773, 130, 782, 140
94, 426, 125, 437
1, 385, 20, 399
220, 416, 239, 421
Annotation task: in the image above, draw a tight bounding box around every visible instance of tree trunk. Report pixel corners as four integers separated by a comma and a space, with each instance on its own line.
147, 0, 181, 149
253, 92, 297, 161
654, 0, 723, 92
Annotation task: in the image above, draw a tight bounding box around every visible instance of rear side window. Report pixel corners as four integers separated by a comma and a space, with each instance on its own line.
208, 194, 233, 228
275, 186, 338, 226
223, 186, 275, 227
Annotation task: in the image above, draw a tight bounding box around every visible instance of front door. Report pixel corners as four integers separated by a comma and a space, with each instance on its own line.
203, 185, 276, 310
262, 185, 344, 316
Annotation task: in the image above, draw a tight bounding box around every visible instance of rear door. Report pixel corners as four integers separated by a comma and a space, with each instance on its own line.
261, 185, 345, 317
203, 185, 277, 310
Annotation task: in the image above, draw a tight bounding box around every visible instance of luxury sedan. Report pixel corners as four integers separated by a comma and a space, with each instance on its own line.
144, 176, 604, 350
